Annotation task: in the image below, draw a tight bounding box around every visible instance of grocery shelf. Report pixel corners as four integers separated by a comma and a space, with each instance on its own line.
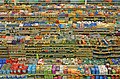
0, 50, 7, 51
87, 2, 120, 4
9, 54, 26, 56
0, 1, 119, 78
92, 74, 120, 76
0, 16, 115, 18
3, 2, 120, 4
19, 44, 120, 47
93, 52, 120, 54
3, 2, 85, 4
93, 55, 120, 58
38, 65, 120, 66
27, 74, 120, 76
0, 8, 118, 10
0, 74, 119, 77
26, 53, 74, 56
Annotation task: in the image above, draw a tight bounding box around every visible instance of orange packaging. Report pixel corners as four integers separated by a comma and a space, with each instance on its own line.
79, 11, 83, 15
105, 0, 112, 2
81, 39, 86, 44
89, 13, 94, 16
12, 0, 15, 2
46, 0, 50, 2
73, 24, 77, 28
35, 36, 41, 39
98, 12, 103, 15
105, 13, 109, 17
68, 69, 71, 74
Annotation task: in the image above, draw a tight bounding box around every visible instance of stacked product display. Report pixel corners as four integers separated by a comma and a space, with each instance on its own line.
0, 58, 120, 79
0, 0, 120, 79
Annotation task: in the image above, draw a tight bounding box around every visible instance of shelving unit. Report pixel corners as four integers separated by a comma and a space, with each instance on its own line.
0, 0, 119, 79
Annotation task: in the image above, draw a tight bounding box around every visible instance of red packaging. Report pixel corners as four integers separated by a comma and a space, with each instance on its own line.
91, 76, 95, 79
13, 67, 17, 74
45, 50, 49, 52
10, 67, 14, 74
119, 69, 120, 74
22, 67, 27, 74
112, 76, 115, 79
18, 68, 22, 74
12, 59, 18, 63
63, 69, 68, 74
115, 76, 119, 79
12, 63, 19, 68
6, 59, 11, 63
11, 63, 19, 74
19, 64, 24, 68
116, 69, 119, 74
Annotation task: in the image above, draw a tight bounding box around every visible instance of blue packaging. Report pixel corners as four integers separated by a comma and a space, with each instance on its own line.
112, 59, 115, 62
2, 70, 6, 74
100, 76, 103, 79
0, 70, 2, 74
12, 76, 16, 79
0, 64, 3, 69
33, 64, 36, 67
84, 23, 87, 28
9, 76, 13, 79
6, 76, 9, 79
78, 67, 82, 71
94, 65, 98, 68
59, 24, 64, 28
28, 68, 31, 74
68, 9, 71, 13
23, 23, 32, 27
32, 66, 36, 74
28, 65, 32, 68
96, 76, 99, 79
86, 23, 89, 28
104, 76, 108, 79
112, 0, 119, 2
90, 23, 93, 28
23, 76, 27, 79
91, 23, 94, 27
0, 59, 2, 64
95, 68, 99, 74
18, 76, 22, 79
17, 18, 25, 21
52, 23, 55, 27
91, 68, 95, 74
118, 58, 120, 62
114, 61, 118, 65
6, 70, 10, 74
